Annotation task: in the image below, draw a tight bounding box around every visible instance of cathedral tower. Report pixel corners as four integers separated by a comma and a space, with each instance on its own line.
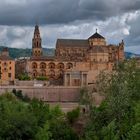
32, 25, 42, 57
88, 29, 106, 46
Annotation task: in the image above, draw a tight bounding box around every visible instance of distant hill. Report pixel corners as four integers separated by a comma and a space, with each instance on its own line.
0, 46, 139, 59
125, 52, 140, 59
0, 46, 55, 59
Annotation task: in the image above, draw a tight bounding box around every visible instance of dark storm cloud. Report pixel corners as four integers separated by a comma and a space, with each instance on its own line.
0, 0, 140, 25
124, 12, 140, 47
0, 0, 140, 53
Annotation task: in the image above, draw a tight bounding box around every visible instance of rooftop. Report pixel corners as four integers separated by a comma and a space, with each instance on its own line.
57, 39, 89, 48
88, 32, 105, 39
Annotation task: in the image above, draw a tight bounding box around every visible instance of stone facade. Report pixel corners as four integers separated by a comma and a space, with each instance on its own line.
0, 48, 15, 85
24, 25, 125, 86
15, 57, 30, 78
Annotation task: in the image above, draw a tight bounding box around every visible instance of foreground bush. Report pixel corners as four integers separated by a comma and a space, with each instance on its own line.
0, 93, 79, 140
67, 107, 80, 124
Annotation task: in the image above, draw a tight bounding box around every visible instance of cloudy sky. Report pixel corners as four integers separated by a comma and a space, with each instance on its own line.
0, 0, 140, 53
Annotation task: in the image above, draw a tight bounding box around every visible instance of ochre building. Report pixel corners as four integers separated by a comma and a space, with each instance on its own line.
0, 48, 15, 85
26, 25, 125, 86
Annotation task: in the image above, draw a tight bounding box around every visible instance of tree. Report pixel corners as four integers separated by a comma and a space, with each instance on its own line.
0, 93, 38, 140
101, 120, 119, 140
49, 119, 79, 140
96, 60, 140, 134
79, 87, 95, 112
127, 123, 140, 140
66, 107, 80, 124
35, 122, 52, 140
28, 99, 50, 127
83, 60, 140, 139
0, 93, 79, 140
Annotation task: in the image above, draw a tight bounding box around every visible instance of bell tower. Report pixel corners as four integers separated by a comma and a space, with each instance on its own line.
32, 25, 42, 57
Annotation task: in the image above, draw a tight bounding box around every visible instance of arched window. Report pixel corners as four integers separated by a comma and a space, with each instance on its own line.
33, 70, 37, 77
66, 63, 73, 69
57, 63, 64, 69
40, 62, 46, 69
48, 62, 55, 69
32, 62, 37, 69
3, 62, 7, 66
40, 70, 46, 76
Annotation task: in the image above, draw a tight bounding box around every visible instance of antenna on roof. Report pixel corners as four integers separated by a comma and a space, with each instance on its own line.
96, 28, 98, 33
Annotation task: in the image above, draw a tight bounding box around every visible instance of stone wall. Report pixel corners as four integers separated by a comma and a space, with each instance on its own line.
0, 85, 104, 107
0, 86, 80, 102
15, 80, 49, 86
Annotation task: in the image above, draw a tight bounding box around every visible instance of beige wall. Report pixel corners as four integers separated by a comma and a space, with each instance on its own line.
27, 60, 75, 77
89, 38, 106, 46
0, 86, 80, 102
27, 59, 113, 86
0, 86, 104, 107
0, 60, 15, 85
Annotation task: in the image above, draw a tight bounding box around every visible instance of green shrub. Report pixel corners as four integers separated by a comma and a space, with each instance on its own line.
66, 107, 80, 124
12, 89, 30, 102
49, 120, 79, 140
18, 74, 30, 81
36, 76, 48, 81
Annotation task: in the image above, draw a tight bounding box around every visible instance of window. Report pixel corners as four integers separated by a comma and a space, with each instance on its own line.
8, 73, 11, 78
32, 62, 37, 69
66, 63, 73, 69
4, 62, 7, 66
9, 67, 11, 70
49, 63, 55, 69
40, 62, 46, 69
33, 70, 37, 77
57, 63, 64, 69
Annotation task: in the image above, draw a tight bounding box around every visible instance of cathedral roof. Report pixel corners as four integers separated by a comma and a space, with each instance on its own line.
88, 32, 105, 39
56, 39, 89, 48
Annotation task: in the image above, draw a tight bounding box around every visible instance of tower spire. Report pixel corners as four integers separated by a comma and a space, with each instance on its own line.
32, 24, 42, 57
